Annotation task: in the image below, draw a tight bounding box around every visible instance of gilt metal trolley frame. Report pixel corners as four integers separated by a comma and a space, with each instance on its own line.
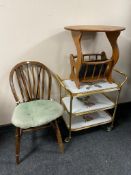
56, 69, 127, 142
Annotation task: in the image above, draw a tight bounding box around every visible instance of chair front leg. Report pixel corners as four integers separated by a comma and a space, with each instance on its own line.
16, 127, 21, 164
52, 120, 64, 153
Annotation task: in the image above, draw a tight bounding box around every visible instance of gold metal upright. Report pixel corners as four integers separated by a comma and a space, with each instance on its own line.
65, 95, 73, 142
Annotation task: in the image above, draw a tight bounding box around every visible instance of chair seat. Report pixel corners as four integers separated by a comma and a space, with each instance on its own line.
11, 100, 64, 129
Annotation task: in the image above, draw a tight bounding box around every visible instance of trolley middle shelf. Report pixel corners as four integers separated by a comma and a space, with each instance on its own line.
62, 93, 115, 116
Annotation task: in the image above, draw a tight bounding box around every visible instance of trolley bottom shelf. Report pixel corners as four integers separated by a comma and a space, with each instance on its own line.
63, 111, 112, 131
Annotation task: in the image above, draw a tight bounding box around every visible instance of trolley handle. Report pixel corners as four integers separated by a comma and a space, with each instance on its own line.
55, 74, 72, 95
113, 69, 127, 88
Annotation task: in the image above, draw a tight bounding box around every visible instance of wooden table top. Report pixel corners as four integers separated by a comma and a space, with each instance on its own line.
64, 25, 125, 32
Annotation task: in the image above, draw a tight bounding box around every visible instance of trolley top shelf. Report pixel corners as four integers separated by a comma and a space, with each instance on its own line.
56, 69, 127, 97
64, 25, 125, 32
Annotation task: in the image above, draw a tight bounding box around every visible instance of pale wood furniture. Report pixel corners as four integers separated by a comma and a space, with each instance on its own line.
10, 61, 64, 164
64, 25, 125, 88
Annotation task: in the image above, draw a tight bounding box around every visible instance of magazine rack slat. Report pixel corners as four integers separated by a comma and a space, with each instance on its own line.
64, 25, 125, 88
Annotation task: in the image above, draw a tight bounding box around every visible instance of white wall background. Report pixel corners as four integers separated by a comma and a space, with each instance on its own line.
0, 0, 131, 125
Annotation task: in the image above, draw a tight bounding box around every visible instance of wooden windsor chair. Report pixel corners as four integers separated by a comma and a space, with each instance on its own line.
9, 61, 64, 164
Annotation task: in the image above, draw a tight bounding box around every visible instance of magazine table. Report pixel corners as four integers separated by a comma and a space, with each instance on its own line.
64, 25, 125, 88
56, 69, 127, 142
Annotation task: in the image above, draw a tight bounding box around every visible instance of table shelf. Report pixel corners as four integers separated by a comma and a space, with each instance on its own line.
62, 94, 115, 115
63, 79, 119, 96
63, 111, 112, 131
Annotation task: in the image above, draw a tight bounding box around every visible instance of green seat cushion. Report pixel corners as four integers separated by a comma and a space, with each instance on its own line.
11, 100, 64, 129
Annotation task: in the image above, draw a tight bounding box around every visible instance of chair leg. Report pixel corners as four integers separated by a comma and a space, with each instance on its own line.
16, 127, 21, 164
52, 120, 64, 153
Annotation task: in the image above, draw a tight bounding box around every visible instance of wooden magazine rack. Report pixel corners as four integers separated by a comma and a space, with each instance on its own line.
65, 25, 125, 88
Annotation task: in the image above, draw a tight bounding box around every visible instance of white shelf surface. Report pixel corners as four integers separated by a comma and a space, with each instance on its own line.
63, 79, 118, 94
62, 94, 115, 114
63, 111, 112, 131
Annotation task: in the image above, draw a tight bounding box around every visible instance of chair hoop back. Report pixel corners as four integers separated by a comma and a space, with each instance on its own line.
9, 61, 52, 103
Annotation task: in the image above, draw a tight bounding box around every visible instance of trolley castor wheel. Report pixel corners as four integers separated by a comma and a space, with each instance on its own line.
64, 137, 71, 143
106, 125, 113, 132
